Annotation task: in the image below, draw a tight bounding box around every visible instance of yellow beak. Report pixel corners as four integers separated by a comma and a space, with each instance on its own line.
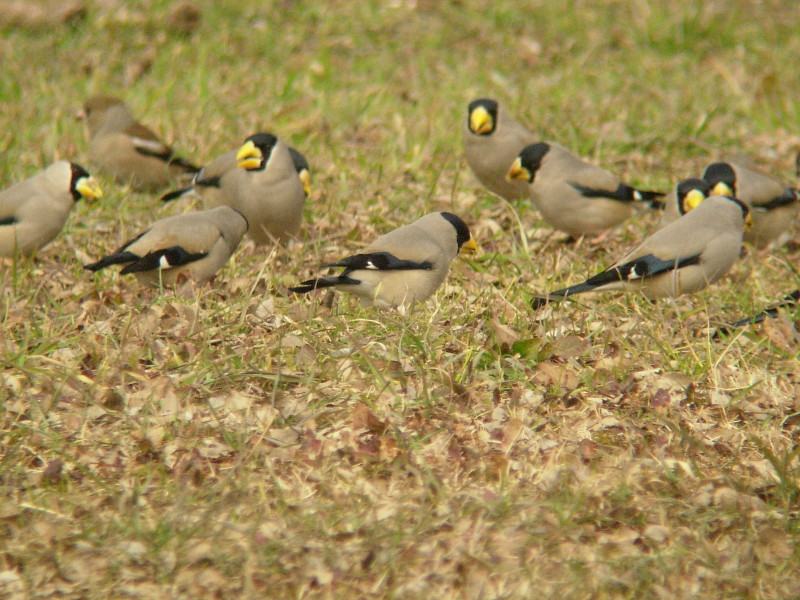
76, 176, 103, 201
299, 169, 311, 196
683, 189, 706, 211
459, 237, 479, 255
469, 106, 493, 135
236, 140, 263, 170
506, 157, 530, 182
711, 182, 734, 197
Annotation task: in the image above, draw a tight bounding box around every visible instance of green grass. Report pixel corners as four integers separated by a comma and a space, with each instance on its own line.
1, 0, 800, 598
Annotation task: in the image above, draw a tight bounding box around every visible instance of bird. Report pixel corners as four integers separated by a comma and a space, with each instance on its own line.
161, 133, 305, 244
702, 161, 800, 248
506, 142, 664, 238
80, 96, 200, 191
161, 143, 311, 203
84, 206, 248, 286
530, 195, 752, 309
463, 98, 537, 201
722, 289, 800, 331
0, 161, 103, 257
658, 178, 712, 228
290, 212, 477, 308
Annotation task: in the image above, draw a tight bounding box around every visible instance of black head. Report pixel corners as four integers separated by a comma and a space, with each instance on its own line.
467, 98, 498, 136
237, 133, 278, 171
675, 177, 711, 215
440, 212, 472, 249
247, 132, 278, 151
702, 162, 737, 195
69, 163, 92, 201
516, 143, 551, 182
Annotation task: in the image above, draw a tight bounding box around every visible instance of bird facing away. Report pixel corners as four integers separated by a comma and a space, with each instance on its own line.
0, 161, 103, 257
702, 161, 800, 248
290, 212, 478, 308
81, 96, 199, 191
658, 178, 712, 228
84, 206, 248, 286
463, 98, 537, 201
507, 142, 664, 237
161, 133, 305, 245
530, 195, 752, 309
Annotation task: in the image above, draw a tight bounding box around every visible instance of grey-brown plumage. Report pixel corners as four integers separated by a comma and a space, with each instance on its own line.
463, 98, 537, 201
222, 133, 305, 244
81, 95, 199, 191
291, 212, 477, 308
84, 206, 247, 286
507, 142, 664, 237
0, 161, 102, 257
658, 178, 711, 228
161, 133, 305, 244
531, 195, 751, 308
702, 161, 799, 248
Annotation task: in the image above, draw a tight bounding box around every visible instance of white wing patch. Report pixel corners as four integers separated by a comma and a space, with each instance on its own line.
131, 136, 169, 155
158, 255, 171, 270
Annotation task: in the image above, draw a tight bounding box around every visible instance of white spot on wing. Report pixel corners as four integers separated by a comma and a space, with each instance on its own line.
158, 255, 171, 270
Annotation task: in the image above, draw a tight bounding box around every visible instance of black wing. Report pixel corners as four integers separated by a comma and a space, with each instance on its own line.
531, 253, 701, 309
326, 251, 433, 272
0, 216, 19, 226
568, 182, 664, 203
119, 246, 208, 274
753, 190, 798, 211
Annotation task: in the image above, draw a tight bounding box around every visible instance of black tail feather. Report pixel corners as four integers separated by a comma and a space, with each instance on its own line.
161, 187, 191, 202
168, 156, 201, 173
84, 251, 140, 272
530, 282, 599, 310
290, 275, 360, 294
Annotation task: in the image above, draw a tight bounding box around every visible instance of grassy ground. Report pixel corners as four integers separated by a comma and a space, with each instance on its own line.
1, 0, 799, 598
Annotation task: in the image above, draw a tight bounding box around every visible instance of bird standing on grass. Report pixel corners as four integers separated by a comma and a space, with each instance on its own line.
0, 161, 102, 257
530, 195, 751, 309
463, 98, 537, 201
84, 206, 248, 286
161, 133, 306, 245
81, 96, 199, 191
506, 142, 664, 238
290, 212, 477, 308
701, 161, 799, 249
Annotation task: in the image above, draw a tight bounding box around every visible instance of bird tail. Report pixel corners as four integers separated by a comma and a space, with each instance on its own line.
161, 187, 192, 202
530, 281, 598, 309
290, 275, 360, 294
84, 251, 140, 272
722, 289, 800, 331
